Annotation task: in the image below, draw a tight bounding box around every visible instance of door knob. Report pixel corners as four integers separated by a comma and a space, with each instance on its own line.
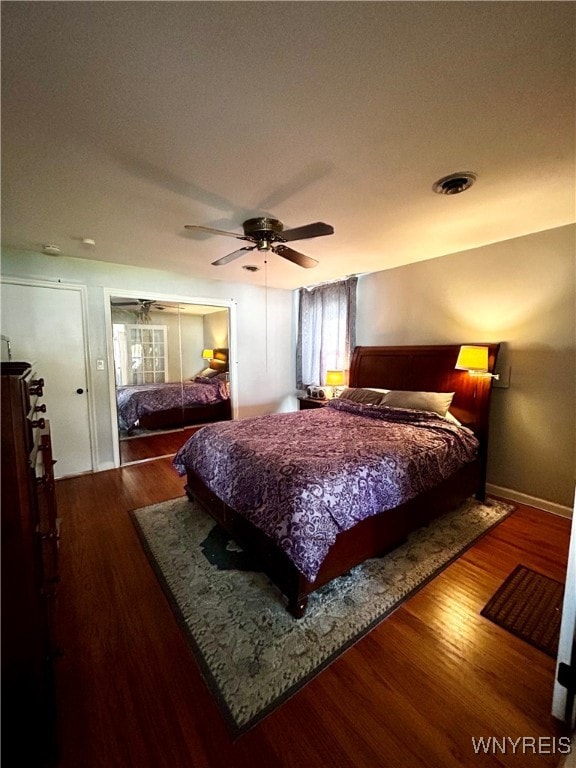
76, 388, 84, 394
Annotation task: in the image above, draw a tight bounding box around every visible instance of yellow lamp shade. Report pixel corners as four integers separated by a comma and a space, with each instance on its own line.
325, 369, 345, 386
455, 345, 488, 372
202, 349, 214, 360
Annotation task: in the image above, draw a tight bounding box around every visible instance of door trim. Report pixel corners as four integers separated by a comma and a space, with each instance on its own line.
1, 276, 97, 474
552, 486, 576, 726
103, 287, 238, 468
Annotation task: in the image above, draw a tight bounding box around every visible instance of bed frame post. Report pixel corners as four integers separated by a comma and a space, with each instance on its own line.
288, 596, 308, 619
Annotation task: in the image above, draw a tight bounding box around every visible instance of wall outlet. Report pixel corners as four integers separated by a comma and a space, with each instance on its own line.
96, 359, 105, 371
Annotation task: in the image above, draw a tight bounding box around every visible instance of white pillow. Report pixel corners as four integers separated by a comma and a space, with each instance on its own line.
196, 367, 218, 379
443, 410, 462, 426
339, 387, 390, 405
380, 390, 454, 417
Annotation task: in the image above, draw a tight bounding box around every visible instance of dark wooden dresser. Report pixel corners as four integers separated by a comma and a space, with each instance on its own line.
1, 362, 60, 767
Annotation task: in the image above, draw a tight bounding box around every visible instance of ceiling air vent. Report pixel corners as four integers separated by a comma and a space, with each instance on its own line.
432, 172, 477, 196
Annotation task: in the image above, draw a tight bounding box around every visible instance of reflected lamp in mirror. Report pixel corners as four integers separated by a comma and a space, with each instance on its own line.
325, 369, 345, 397
202, 349, 214, 360
455, 346, 498, 379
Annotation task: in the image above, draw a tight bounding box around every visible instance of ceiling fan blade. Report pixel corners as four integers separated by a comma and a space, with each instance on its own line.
273, 245, 318, 269
112, 299, 165, 310
212, 246, 256, 266
185, 224, 250, 241
279, 222, 334, 242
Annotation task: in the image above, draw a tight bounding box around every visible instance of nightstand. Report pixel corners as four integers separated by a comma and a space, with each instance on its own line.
298, 397, 331, 410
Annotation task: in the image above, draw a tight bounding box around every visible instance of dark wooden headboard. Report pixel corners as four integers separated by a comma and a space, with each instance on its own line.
349, 344, 500, 443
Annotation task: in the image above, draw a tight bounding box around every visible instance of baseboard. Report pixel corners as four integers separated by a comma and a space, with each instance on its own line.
94, 461, 116, 473
487, 484, 573, 519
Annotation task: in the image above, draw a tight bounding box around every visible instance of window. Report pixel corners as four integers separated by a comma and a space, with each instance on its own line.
114, 324, 168, 386
296, 276, 357, 388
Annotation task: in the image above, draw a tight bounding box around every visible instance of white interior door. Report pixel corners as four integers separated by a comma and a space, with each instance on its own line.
552, 487, 576, 727
1, 280, 93, 477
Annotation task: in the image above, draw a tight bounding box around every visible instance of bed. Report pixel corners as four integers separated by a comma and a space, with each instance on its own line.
174, 344, 499, 617
117, 348, 231, 433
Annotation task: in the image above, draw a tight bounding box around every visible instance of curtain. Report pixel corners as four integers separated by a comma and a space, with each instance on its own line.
296, 276, 357, 388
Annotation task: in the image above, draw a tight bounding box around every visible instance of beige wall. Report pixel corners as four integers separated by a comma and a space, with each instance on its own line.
203, 310, 229, 354
356, 224, 575, 510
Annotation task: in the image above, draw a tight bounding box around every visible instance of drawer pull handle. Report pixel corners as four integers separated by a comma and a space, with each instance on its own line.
39, 530, 60, 541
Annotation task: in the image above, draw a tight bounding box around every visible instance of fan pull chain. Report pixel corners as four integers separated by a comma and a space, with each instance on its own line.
264, 257, 269, 371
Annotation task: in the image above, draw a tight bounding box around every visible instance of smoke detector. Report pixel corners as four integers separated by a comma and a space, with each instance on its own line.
42, 244, 61, 256
432, 172, 477, 195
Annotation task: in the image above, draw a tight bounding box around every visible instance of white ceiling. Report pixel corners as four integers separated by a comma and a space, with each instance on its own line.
2, 2, 574, 291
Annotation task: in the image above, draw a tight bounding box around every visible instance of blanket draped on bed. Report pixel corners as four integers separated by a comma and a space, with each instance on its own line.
117, 378, 228, 431
173, 399, 479, 582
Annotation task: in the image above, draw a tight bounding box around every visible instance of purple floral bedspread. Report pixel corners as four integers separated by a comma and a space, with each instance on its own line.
173, 399, 479, 582
117, 379, 228, 430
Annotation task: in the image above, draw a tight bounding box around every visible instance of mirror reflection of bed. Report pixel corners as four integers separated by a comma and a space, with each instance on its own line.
110, 297, 231, 465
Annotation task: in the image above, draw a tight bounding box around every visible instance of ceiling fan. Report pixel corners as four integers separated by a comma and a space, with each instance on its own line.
185, 217, 334, 268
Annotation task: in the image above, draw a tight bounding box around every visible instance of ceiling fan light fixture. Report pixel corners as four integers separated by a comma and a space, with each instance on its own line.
242, 217, 284, 238
243, 265, 260, 272
432, 171, 477, 196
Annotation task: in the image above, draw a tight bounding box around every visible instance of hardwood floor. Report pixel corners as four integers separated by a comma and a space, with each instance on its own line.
119, 426, 201, 464
53, 461, 572, 768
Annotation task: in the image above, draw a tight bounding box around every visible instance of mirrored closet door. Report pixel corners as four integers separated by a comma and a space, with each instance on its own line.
110, 297, 231, 465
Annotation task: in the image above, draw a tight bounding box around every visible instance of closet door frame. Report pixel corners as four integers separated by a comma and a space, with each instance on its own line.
104, 288, 237, 469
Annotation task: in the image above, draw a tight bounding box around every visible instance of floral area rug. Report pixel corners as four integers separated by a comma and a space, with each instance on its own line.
130, 495, 513, 736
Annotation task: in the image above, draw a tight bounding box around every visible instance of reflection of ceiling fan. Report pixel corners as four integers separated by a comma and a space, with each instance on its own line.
111, 299, 165, 311
185, 217, 334, 268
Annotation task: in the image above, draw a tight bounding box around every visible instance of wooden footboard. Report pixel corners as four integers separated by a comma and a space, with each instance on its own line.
185, 458, 483, 618
138, 398, 231, 431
